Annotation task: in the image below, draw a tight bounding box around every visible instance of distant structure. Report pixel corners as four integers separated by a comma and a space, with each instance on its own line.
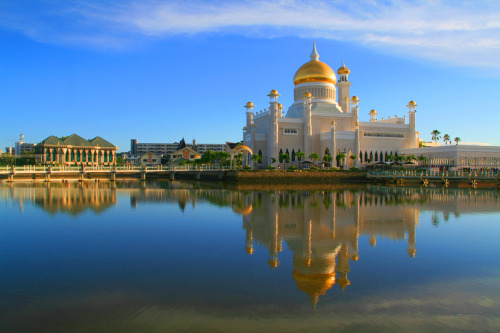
130, 138, 225, 156
35, 134, 118, 166
138, 152, 161, 166
15, 134, 36, 156
242, 42, 500, 171
243, 42, 418, 168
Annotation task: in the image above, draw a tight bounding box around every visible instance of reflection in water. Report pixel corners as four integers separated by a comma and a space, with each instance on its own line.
1, 182, 499, 312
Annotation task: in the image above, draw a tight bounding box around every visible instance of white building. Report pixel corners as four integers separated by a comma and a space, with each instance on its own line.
243, 43, 419, 168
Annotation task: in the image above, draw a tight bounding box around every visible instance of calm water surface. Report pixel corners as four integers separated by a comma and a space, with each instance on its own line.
0, 181, 499, 332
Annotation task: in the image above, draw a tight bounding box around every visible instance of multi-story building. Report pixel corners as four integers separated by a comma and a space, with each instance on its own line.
14, 134, 36, 156
130, 138, 225, 157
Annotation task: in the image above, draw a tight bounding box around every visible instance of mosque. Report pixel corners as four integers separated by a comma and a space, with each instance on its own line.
242, 42, 419, 168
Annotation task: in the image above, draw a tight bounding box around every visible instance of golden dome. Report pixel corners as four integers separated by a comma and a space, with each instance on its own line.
294, 60, 337, 85
408, 100, 417, 106
351, 96, 359, 102
245, 101, 254, 107
337, 62, 350, 74
303, 91, 312, 98
294, 42, 336, 85
369, 109, 377, 115
278, 103, 283, 108
268, 89, 279, 96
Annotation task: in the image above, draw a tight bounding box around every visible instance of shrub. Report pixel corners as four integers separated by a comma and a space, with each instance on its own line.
349, 167, 360, 172
287, 166, 297, 171
243, 165, 252, 170
266, 166, 276, 170
309, 166, 319, 171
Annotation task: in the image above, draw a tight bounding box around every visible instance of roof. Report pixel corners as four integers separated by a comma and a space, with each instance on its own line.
62, 134, 92, 147
40, 135, 65, 146
90, 136, 115, 148
38, 134, 116, 149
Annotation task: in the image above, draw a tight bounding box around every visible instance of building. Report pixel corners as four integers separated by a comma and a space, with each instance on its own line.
130, 138, 225, 156
138, 152, 161, 166
169, 139, 202, 164
242, 42, 500, 170
35, 134, 118, 166
243, 42, 420, 168
15, 134, 36, 156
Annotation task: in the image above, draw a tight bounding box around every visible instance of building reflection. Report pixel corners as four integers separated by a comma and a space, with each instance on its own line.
0, 182, 117, 215
1, 182, 499, 307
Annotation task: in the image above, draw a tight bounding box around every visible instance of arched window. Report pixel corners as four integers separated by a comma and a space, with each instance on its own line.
365, 151, 368, 161
258, 149, 262, 157
359, 150, 363, 163
375, 151, 378, 162
292, 149, 296, 161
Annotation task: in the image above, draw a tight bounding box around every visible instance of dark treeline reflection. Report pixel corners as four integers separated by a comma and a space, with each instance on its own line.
2, 182, 499, 308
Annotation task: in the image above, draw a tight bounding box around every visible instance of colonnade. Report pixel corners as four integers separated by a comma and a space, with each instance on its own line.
41, 147, 116, 165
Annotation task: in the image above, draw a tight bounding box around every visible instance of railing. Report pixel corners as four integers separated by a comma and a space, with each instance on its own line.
0, 164, 239, 173
367, 170, 499, 179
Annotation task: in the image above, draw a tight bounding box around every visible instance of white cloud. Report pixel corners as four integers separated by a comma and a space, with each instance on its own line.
1, 0, 500, 68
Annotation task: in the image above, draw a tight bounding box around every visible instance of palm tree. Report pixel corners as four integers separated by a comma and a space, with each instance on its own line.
336, 152, 346, 168
443, 134, 451, 145
406, 154, 416, 163
235, 152, 244, 167
323, 154, 333, 167
418, 155, 427, 166
251, 154, 262, 168
309, 153, 320, 167
270, 157, 276, 165
296, 151, 305, 169
454, 137, 461, 145
386, 153, 395, 164
350, 154, 357, 168
431, 130, 441, 143
280, 153, 290, 169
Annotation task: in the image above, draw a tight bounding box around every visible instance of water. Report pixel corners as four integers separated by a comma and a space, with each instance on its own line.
0, 181, 499, 332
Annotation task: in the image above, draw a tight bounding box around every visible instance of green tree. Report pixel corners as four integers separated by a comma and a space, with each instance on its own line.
431, 130, 441, 143
235, 152, 244, 167
386, 153, 395, 163
200, 149, 217, 166
251, 154, 262, 167
323, 154, 333, 167
309, 153, 320, 167
443, 134, 451, 145
296, 151, 305, 169
270, 157, 276, 165
350, 154, 357, 167
279, 153, 290, 169
0, 153, 15, 166
406, 154, 416, 163
418, 155, 427, 166
336, 152, 346, 168
454, 137, 461, 145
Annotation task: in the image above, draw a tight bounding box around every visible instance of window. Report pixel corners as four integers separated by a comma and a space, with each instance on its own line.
283, 128, 298, 135
364, 132, 404, 138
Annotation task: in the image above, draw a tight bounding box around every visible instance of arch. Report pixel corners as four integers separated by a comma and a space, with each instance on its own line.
359, 150, 363, 163
325, 148, 330, 155
292, 149, 296, 161
374, 151, 378, 162
365, 151, 368, 162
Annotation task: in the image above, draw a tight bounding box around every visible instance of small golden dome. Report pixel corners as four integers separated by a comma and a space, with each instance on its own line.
351, 96, 359, 102
278, 103, 283, 108
269, 89, 279, 96
369, 109, 377, 114
245, 101, 254, 107
337, 62, 350, 74
303, 91, 312, 98
408, 100, 416, 106
294, 61, 337, 85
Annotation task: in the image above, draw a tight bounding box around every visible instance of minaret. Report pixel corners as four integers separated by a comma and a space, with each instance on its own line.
267, 89, 280, 166
330, 120, 336, 168
303, 91, 313, 158
351, 96, 361, 167
369, 109, 378, 122
336, 62, 351, 113
244, 101, 254, 129
407, 100, 418, 148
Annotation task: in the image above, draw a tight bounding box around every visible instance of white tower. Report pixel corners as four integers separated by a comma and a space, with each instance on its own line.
244, 101, 255, 129
407, 100, 418, 147
336, 62, 351, 113
303, 91, 313, 158
268, 89, 280, 166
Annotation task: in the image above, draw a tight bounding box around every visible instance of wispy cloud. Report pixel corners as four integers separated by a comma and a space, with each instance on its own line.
1, 0, 500, 67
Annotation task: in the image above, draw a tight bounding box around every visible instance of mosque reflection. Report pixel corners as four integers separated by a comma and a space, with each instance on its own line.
2, 182, 499, 307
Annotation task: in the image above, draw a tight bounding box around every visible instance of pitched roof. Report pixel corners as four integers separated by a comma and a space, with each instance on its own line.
63, 134, 93, 147
90, 136, 115, 148
40, 136, 65, 146
177, 138, 187, 150
172, 147, 200, 155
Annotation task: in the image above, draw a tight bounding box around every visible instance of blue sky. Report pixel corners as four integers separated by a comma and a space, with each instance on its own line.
1, 0, 499, 152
